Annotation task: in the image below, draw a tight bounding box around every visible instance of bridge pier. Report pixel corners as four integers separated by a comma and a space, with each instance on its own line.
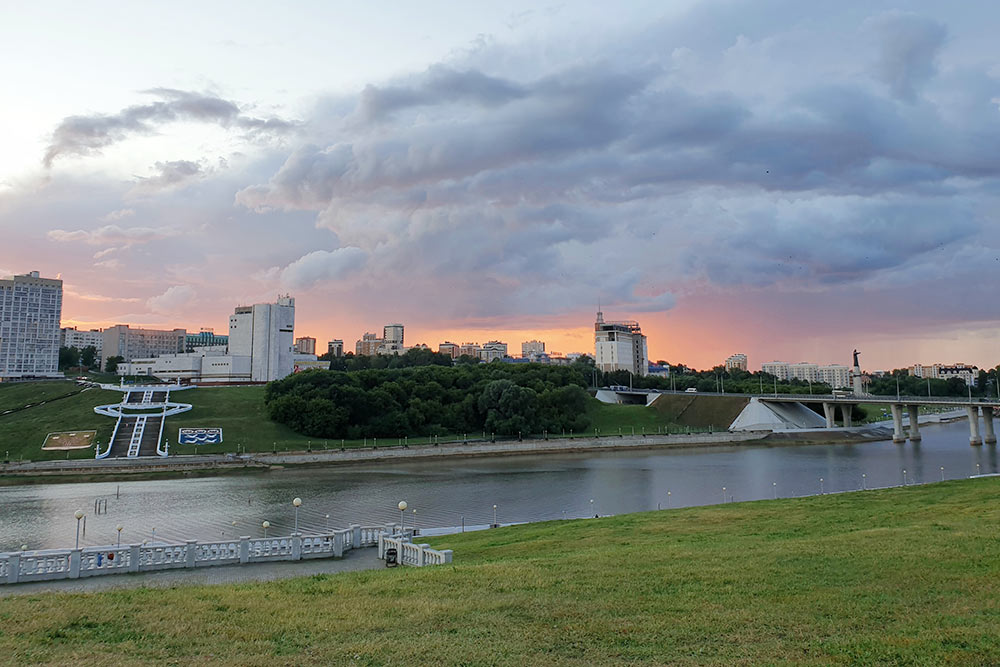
968, 406, 982, 446
983, 407, 997, 445
822, 402, 836, 428
890, 404, 905, 443
840, 404, 853, 428
907, 405, 921, 441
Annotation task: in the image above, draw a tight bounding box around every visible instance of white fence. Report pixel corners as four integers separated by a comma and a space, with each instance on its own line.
0, 523, 452, 585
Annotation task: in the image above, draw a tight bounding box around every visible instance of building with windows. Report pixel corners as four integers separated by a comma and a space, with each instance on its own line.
438, 342, 459, 358
522, 340, 545, 357
101, 325, 186, 369
228, 296, 295, 382
459, 342, 482, 359
355, 332, 382, 356
380, 323, 405, 355
185, 329, 228, 352
908, 363, 978, 387
725, 353, 748, 372
594, 310, 648, 376
61, 326, 103, 356
0, 271, 63, 380
480, 341, 508, 362
294, 336, 316, 355
761, 361, 851, 388
327, 339, 344, 357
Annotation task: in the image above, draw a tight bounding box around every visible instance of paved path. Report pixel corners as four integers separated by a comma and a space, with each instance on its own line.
0, 547, 383, 597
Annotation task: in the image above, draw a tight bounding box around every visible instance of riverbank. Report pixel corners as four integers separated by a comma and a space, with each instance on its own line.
1, 478, 997, 663
0, 425, 896, 484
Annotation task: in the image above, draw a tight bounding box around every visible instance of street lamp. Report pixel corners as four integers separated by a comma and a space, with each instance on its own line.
74, 509, 84, 549
721, 487, 727, 503
398, 501, 407, 529
940, 466, 945, 482
292, 497, 302, 533
902, 469, 907, 486
116, 524, 123, 548
666, 490, 671, 508
492, 504, 498, 527
589, 498, 594, 517
325, 514, 330, 532
412, 509, 417, 532
862, 473, 867, 490
819, 477, 824, 495
262, 520, 270, 538
772, 481, 777, 499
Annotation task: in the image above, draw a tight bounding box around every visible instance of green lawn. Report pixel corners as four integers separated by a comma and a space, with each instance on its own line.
0, 383, 122, 462
1, 479, 998, 664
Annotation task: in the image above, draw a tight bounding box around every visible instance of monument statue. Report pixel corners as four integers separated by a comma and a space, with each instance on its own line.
852, 349, 860, 367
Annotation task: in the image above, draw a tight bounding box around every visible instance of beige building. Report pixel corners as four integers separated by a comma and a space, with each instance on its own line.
459, 342, 482, 358
522, 340, 545, 357
594, 310, 648, 376
294, 336, 316, 355
327, 339, 344, 357
61, 326, 104, 356
355, 332, 382, 356
762, 361, 851, 389
438, 342, 460, 358
724, 353, 748, 371
102, 325, 186, 368
481, 341, 508, 362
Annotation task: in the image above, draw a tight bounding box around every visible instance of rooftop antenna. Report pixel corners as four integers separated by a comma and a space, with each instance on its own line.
597, 298, 604, 324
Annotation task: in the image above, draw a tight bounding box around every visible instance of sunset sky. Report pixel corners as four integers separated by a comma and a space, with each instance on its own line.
2, 1, 998, 371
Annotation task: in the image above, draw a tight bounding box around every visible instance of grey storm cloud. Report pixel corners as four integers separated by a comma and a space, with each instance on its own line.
43, 89, 295, 167
865, 11, 947, 102
232, 2, 1000, 316
129, 160, 204, 195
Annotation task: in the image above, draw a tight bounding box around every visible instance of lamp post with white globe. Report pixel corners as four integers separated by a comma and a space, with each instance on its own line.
74, 509, 84, 549
292, 497, 302, 533
262, 520, 270, 538
398, 501, 407, 530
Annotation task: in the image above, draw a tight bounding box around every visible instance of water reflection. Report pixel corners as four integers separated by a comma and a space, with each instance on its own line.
0, 420, 995, 551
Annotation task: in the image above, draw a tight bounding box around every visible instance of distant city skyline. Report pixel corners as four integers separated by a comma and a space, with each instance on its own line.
4, 2, 999, 372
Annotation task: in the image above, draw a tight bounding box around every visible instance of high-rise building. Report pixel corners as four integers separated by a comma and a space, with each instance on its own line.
481, 341, 508, 362
0, 271, 63, 380
294, 336, 316, 355
438, 342, 459, 359
725, 353, 748, 371
101, 325, 186, 369
762, 361, 850, 388
594, 309, 648, 376
61, 326, 104, 356
328, 339, 344, 357
355, 332, 382, 356
228, 296, 295, 382
380, 323, 405, 355
522, 340, 545, 357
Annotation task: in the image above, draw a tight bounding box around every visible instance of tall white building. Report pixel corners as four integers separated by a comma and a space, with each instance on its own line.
0, 271, 63, 380
481, 340, 508, 361
380, 323, 405, 355
61, 326, 103, 356
594, 310, 648, 377
228, 296, 295, 382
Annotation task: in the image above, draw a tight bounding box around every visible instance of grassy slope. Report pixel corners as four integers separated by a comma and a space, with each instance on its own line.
0, 383, 122, 461
649, 394, 749, 429
1, 479, 998, 664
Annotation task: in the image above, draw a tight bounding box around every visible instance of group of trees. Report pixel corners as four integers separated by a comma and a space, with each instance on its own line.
57, 345, 98, 371
264, 363, 592, 439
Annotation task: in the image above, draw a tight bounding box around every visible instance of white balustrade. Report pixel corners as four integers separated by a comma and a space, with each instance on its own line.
1, 524, 450, 585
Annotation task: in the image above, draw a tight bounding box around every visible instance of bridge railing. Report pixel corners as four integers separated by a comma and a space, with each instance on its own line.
0, 523, 450, 586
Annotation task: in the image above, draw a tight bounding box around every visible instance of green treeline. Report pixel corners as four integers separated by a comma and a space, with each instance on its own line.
264, 364, 593, 438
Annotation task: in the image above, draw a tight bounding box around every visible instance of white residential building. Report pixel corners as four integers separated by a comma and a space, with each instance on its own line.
61, 326, 103, 356
228, 296, 295, 382
594, 310, 648, 377
522, 340, 545, 357
0, 271, 63, 380
101, 325, 186, 368
762, 361, 851, 388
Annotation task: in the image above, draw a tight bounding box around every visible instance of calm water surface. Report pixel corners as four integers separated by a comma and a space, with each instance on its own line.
0, 420, 996, 551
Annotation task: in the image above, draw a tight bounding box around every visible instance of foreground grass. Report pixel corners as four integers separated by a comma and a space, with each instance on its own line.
2, 479, 999, 664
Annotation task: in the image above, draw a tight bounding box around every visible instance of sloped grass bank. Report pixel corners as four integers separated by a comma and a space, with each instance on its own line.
1, 479, 998, 664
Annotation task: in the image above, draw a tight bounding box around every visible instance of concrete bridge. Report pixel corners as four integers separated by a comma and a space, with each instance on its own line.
596, 387, 1000, 446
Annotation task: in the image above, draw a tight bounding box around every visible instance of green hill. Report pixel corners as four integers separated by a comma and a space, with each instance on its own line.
1, 479, 997, 663
648, 393, 749, 429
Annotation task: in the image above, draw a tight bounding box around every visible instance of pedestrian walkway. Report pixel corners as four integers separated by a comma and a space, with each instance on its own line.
0, 546, 381, 597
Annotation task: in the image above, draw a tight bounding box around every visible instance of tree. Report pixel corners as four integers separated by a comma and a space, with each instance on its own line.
478, 379, 538, 435
105, 356, 124, 373
80, 345, 97, 368
58, 346, 80, 370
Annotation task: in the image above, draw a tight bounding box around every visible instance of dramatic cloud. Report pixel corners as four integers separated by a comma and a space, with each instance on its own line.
43, 89, 295, 167
275, 247, 368, 289
129, 160, 204, 194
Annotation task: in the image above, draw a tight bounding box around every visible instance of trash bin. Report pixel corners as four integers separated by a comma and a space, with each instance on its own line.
385, 547, 398, 567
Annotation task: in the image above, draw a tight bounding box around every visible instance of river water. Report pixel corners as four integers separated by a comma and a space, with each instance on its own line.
1, 420, 996, 552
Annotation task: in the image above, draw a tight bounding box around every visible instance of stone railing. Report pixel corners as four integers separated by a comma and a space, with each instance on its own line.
378, 533, 453, 567
0, 523, 451, 585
